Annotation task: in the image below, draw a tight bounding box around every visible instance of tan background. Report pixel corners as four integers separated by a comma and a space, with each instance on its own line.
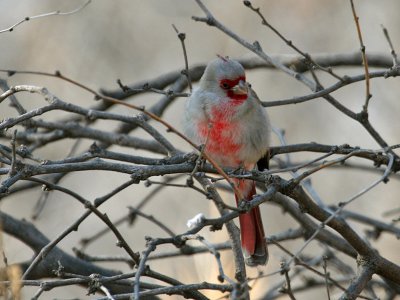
0, 1, 399, 299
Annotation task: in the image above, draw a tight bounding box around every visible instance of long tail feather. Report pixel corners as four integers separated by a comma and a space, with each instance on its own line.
235, 181, 268, 266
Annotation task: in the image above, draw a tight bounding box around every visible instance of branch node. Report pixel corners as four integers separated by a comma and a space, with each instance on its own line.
253, 40, 262, 51
243, 0, 251, 7
52, 260, 65, 277
87, 273, 102, 295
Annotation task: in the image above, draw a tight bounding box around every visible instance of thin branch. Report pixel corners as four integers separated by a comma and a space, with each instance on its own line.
381, 24, 399, 66
339, 263, 375, 300
0, 211, 141, 295
195, 175, 249, 299
281, 265, 296, 300
0, 74, 244, 198
243, 0, 343, 80
9, 130, 17, 176
190, 0, 398, 159
192, 0, 316, 90
0, 1, 91, 34
116, 78, 189, 98
194, 235, 236, 285
172, 24, 193, 92
21, 178, 140, 280
323, 256, 332, 300
285, 152, 394, 266
32, 138, 83, 219
333, 207, 400, 238
0, 79, 26, 114
269, 240, 372, 300
80, 176, 181, 248
127, 207, 176, 237
282, 178, 400, 285
8, 178, 136, 281
98, 282, 232, 300
262, 68, 400, 108
349, 0, 372, 112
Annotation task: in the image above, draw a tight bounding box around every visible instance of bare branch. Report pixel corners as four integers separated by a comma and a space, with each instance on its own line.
172, 24, 193, 92
381, 25, 399, 66
1, 2, 399, 298
192, 0, 316, 89
0, 1, 91, 34
243, 0, 343, 81
339, 262, 375, 300
349, 0, 372, 112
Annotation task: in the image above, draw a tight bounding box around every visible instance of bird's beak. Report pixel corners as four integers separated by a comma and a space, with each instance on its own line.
232, 80, 248, 96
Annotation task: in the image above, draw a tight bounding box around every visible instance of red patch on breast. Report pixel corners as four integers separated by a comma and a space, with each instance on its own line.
198, 107, 241, 157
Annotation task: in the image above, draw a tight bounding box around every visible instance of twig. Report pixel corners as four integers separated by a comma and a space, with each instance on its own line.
280, 264, 296, 300
9, 130, 18, 176
280, 178, 400, 285
0, 73, 244, 199
349, 0, 372, 112
285, 152, 394, 267
269, 143, 399, 170
21, 178, 140, 281
133, 238, 163, 300
16, 178, 137, 280
100, 285, 115, 300
127, 206, 176, 237
290, 150, 363, 185
323, 256, 332, 300
195, 176, 249, 299
192, 0, 316, 90
0, 79, 27, 114
381, 24, 399, 66
262, 68, 400, 108
116, 78, 189, 98
32, 138, 83, 219
98, 282, 231, 300
80, 176, 180, 248
243, 0, 343, 81
382, 206, 400, 217
269, 240, 372, 300
339, 263, 375, 300
333, 207, 400, 238
0, 1, 92, 34
172, 24, 193, 92
2, 57, 399, 111
195, 235, 236, 285
78, 228, 305, 264
190, 0, 398, 160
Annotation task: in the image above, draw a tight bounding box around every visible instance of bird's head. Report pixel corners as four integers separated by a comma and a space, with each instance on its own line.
199, 56, 249, 103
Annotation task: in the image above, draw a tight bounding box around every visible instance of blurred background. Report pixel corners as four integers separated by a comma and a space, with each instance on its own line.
0, 0, 399, 299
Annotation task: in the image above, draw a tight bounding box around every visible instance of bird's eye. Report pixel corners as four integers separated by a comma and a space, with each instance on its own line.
221, 82, 230, 89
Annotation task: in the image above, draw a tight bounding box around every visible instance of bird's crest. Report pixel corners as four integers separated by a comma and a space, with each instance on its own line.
216, 54, 229, 62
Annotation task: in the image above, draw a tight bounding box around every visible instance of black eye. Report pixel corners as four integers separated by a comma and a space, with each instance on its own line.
221, 83, 230, 89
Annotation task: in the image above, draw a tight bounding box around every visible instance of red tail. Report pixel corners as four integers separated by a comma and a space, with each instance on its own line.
235, 181, 268, 266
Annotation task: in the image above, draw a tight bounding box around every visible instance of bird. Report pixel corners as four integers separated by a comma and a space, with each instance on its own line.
183, 55, 271, 266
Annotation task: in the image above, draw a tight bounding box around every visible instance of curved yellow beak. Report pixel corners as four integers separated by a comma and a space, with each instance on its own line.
231, 80, 248, 96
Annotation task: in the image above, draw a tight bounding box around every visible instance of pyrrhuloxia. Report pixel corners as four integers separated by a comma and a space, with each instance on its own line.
183, 56, 270, 266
